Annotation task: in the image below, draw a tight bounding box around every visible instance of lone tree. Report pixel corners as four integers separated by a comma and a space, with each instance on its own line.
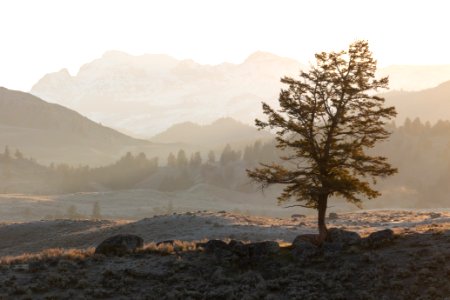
247, 41, 397, 243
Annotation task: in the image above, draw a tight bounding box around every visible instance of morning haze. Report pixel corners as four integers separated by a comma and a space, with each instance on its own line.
0, 1, 448, 299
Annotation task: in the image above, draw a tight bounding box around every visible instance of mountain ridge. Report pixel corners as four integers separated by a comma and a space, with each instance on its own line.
30, 51, 305, 137
30, 51, 450, 137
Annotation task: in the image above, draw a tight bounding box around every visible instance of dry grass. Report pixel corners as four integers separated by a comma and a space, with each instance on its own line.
0, 239, 207, 266
0, 247, 95, 265
139, 239, 208, 255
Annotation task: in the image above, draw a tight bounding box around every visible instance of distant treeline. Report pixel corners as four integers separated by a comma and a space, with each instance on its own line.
0, 140, 277, 194
1, 118, 450, 207
376, 117, 450, 206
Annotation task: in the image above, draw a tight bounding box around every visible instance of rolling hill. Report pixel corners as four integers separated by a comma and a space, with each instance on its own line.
150, 117, 272, 147
0, 87, 149, 165
384, 80, 450, 124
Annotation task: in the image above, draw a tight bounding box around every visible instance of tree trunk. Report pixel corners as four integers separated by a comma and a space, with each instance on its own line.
317, 194, 328, 244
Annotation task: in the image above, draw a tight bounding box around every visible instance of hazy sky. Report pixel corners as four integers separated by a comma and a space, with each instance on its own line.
1, 0, 449, 91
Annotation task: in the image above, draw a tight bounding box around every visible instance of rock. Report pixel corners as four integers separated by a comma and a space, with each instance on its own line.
291, 214, 306, 219
429, 212, 441, 219
292, 234, 319, 246
205, 240, 280, 263
228, 240, 244, 248
247, 241, 280, 257
291, 235, 321, 260
95, 234, 144, 256
229, 241, 249, 257
204, 240, 236, 262
328, 212, 339, 220
322, 241, 343, 257
327, 228, 361, 246
365, 229, 394, 248
156, 240, 175, 247
204, 240, 229, 253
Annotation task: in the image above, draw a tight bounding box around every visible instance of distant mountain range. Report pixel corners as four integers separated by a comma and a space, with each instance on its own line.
30, 51, 450, 137
29, 51, 302, 138
30, 51, 303, 137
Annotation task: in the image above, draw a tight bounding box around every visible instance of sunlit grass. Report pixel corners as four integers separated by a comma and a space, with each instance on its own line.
0, 239, 212, 266
139, 239, 207, 255
0, 247, 95, 265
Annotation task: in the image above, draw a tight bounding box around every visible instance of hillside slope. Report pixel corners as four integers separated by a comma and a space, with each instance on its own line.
150, 117, 272, 147
0, 87, 148, 165
384, 80, 450, 123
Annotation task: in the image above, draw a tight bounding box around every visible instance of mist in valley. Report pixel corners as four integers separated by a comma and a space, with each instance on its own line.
1, 82, 450, 223
0, 1, 449, 299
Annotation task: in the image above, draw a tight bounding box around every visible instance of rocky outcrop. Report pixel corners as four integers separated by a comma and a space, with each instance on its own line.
203, 239, 280, 263
364, 229, 395, 248
291, 228, 362, 261
95, 234, 144, 256
327, 228, 362, 246
291, 239, 321, 261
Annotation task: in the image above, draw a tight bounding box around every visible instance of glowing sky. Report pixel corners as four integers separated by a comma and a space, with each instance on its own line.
1, 0, 449, 91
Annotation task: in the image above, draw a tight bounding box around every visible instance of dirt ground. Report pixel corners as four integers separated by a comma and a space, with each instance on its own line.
0, 210, 448, 299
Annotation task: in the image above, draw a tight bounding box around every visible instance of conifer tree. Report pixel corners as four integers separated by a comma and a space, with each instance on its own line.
91, 201, 101, 219
207, 150, 216, 164
247, 41, 397, 243
14, 149, 23, 160
3, 146, 10, 161
176, 149, 188, 167
167, 152, 176, 167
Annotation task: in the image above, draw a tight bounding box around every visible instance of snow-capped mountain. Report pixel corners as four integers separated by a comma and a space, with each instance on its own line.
31, 51, 304, 137
31, 51, 450, 137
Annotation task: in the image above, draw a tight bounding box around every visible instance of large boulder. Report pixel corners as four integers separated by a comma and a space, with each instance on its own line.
429, 212, 441, 219
291, 214, 306, 219
291, 234, 321, 261
364, 229, 394, 248
228, 240, 247, 257
327, 228, 361, 246
203, 240, 280, 263
204, 239, 229, 253
204, 239, 235, 262
95, 234, 144, 256
247, 241, 280, 257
